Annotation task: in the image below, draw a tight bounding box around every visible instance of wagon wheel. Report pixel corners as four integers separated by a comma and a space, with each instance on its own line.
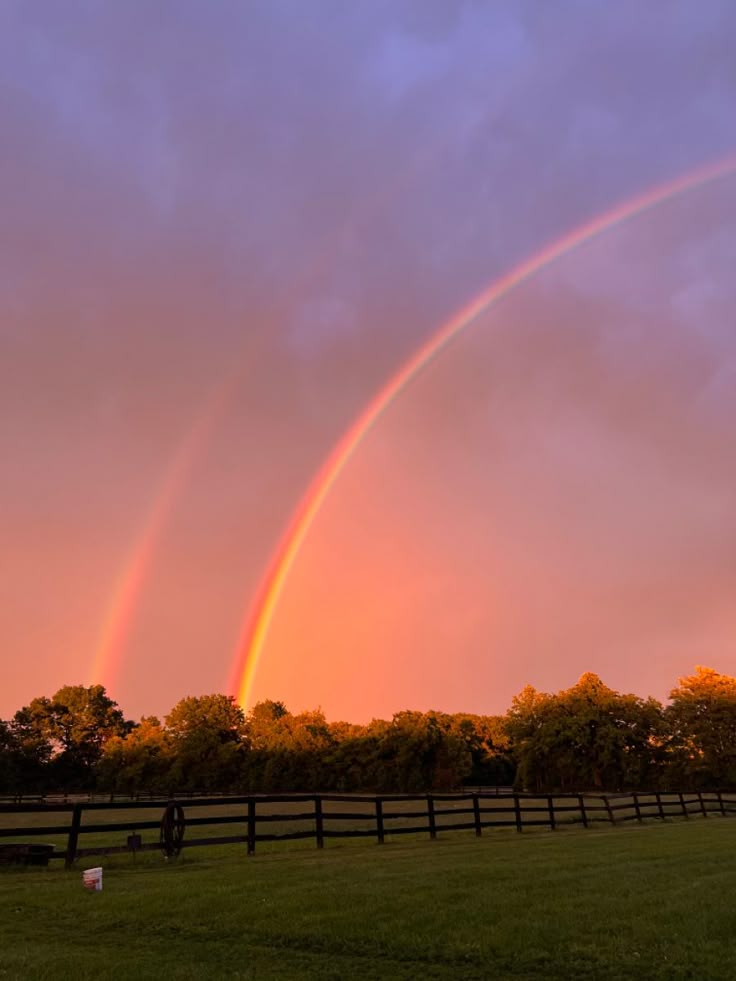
160, 802, 186, 858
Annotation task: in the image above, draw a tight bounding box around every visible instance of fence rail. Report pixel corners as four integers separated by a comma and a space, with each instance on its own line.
0, 790, 244, 805
1, 790, 733, 868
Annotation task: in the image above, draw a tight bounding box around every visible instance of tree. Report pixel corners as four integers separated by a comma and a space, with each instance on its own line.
666, 667, 736, 788
504, 685, 554, 792
97, 717, 172, 794
241, 703, 342, 791
165, 694, 248, 791
362, 712, 472, 792
0, 720, 18, 792
5, 704, 54, 791
443, 713, 515, 787
247, 700, 292, 751
11, 685, 129, 788
506, 674, 665, 792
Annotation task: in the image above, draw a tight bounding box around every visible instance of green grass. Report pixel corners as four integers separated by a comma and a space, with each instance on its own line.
1, 819, 735, 979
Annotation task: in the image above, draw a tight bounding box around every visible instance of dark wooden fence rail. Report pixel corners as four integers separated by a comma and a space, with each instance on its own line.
0, 790, 245, 805
1, 791, 734, 868
0, 787, 514, 805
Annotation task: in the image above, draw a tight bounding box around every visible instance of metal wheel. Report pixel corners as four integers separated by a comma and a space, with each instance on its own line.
160, 802, 186, 858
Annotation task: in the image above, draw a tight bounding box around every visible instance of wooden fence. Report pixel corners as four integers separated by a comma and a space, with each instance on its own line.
1, 790, 734, 868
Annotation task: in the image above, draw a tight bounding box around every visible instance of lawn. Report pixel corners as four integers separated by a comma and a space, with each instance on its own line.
1, 819, 734, 980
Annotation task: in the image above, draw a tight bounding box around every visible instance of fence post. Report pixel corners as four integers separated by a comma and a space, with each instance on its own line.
679, 792, 689, 818
718, 790, 726, 816
513, 793, 522, 833
578, 794, 588, 829
427, 795, 437, 840
656, 791, 665, 820
314, 795, 324, 849
473, 794, 482, 837
604, 795, 615, 825
697, 791, 707, 817
375, 798, 385, 844
65, 804, 83, 869
633, 792, 642, 823
247, 798, 257, 856
548, 795, 556, 831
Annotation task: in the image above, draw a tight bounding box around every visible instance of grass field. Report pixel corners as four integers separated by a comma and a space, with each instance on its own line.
1, 818, 735, 980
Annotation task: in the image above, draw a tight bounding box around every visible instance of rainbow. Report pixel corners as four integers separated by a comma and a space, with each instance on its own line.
87, 140, 441, 693
230, 153, 736, 708
87, 386, 233, 690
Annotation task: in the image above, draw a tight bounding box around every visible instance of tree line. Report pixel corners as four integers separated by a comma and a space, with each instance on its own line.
1, 667, 734, 795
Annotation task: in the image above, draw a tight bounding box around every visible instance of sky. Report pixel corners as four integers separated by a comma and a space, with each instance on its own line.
2, 0, 735, 723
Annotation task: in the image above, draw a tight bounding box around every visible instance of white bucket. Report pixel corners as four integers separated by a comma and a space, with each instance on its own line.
82, 867, 103, 891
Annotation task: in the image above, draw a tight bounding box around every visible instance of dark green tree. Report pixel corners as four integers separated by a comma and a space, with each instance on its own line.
506, 674, 665, 792
11, 685, 129, 788
165, 694, 248, 791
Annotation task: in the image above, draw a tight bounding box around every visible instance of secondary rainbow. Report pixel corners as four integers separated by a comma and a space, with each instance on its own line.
87, 140, 442, 694
87, 386, 233, 690
230, 153, 736, 708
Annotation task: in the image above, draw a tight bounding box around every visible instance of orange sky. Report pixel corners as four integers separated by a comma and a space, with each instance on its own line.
249, 209, 736, 720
